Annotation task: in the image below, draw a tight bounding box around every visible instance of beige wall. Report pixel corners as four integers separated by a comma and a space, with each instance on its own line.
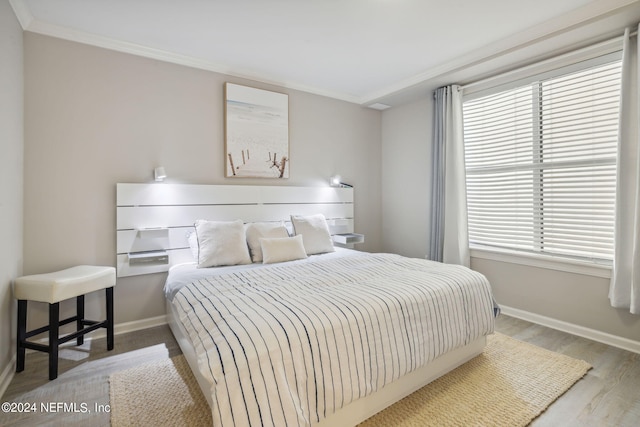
0, 2, 24, 393
381, 97, 432, 259
23, 33, 381, 330
471, 258, 640, 341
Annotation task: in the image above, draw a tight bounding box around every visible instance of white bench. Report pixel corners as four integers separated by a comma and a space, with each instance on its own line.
14, 265, 116, 380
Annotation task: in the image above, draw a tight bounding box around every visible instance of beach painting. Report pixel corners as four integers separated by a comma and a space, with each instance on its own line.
224, 83, 289, 178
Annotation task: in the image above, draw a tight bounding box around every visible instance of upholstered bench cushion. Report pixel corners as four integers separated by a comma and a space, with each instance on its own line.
15, 266, 116, 304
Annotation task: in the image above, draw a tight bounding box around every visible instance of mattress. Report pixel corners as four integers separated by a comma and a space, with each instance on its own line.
165, 250, 496, 426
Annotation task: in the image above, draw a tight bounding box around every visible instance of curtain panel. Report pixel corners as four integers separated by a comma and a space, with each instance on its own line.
610, 26, 640, 314
429, 85, 470, 267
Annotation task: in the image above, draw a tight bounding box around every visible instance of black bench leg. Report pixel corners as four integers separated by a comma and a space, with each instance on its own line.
49, 302, 59, 380
76, 295, 85, 346
106, 287, 114, 351
16, 300, 27, 372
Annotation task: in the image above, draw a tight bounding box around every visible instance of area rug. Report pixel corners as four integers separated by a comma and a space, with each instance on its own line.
109, 354, 212, 426
109, 333, 591, 427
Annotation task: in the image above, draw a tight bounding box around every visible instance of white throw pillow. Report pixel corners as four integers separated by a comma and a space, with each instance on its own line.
260, 235, 308, 264
245, 221, 290, 263
195, 219, 251, 268
290, 213, 335, 255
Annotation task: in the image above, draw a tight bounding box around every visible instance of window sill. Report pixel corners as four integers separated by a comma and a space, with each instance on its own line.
469, 247, 612, 279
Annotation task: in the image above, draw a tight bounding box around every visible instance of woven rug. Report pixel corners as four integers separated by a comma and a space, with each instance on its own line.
109, 333, 591, 427
109, 354, 212, 426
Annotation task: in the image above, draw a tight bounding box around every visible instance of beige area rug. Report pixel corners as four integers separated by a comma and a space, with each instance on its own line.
109, 333, 591, 427
109, 355, 212, 426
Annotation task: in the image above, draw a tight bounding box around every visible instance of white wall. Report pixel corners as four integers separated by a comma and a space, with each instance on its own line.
23, 33, 382, 331
0, 2, 24, 395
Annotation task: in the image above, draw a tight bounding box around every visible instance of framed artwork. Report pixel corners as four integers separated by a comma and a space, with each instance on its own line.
224, 83, 289, 178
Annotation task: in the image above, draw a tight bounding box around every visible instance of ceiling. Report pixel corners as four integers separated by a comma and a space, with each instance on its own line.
10, 0, 640, 107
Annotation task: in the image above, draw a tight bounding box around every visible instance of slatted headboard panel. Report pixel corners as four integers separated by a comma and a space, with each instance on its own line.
116, 183, 354, 277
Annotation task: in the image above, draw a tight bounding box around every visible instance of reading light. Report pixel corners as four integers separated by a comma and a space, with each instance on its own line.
154, 166, 167, 182
330, 175, 353, 188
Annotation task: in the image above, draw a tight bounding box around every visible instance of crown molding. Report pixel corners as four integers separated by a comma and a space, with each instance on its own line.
30, 20, 363, 105
362, 0, 639, 105
10, 1, 362, 105
10, 0, 639, 108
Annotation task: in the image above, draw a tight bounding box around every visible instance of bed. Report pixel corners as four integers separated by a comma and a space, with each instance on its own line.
116, 183, 497, 426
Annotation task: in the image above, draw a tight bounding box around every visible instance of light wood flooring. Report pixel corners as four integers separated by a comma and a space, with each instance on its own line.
1, 314, 639, 426
496, 316, 640, 427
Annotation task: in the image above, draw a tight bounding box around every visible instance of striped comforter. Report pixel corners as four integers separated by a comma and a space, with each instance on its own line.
170, 252, 495, 427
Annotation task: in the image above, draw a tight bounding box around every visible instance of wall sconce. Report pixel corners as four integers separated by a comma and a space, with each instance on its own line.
154, 166, 167, 182
330, 175, 353, 188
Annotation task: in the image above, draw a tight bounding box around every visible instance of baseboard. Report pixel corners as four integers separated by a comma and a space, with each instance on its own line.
105, 314, 169, 340
0, 354, 16, 399
500, 305, 640, 354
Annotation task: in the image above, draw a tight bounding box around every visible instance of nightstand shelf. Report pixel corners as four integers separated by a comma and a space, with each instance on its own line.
332, 233, 365, 245
128, 250, 169, 265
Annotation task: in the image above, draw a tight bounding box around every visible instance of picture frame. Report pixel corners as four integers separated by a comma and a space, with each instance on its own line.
224, 83, 289, 178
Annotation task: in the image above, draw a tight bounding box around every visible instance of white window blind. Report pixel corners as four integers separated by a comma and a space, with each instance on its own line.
462, 56, 622, 263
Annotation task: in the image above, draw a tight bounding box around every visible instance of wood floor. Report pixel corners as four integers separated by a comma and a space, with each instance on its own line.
1, 314, 639, 426
496, 316, 640, 427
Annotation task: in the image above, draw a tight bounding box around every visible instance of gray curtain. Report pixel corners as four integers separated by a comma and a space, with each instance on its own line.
429, 85, 470, 266
430, 87, 447, 262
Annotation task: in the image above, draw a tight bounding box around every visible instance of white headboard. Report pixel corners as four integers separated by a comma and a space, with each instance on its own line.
116, 183, 354, 277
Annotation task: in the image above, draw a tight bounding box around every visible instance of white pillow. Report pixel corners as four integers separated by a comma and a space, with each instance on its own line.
195, 219, 251, 268
291, 214, 335, 255
245, 221, 290, 262
260, 235, 308, 264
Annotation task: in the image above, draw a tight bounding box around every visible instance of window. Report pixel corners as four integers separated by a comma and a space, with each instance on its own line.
462, 55, 622, 263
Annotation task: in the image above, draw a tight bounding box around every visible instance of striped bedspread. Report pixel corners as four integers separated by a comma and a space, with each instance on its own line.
171, 252, 495, 427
